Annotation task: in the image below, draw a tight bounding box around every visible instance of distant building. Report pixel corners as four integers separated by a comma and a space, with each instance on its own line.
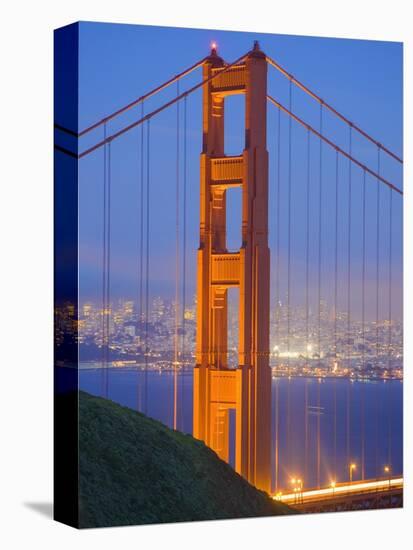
124, 323, 136, 338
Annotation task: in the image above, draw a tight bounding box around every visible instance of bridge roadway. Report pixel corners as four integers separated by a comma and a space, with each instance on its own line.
273, 476, 403, 513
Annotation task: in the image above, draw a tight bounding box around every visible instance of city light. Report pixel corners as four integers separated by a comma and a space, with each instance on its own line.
278, 351, 300, 358
55, 297, 403, 382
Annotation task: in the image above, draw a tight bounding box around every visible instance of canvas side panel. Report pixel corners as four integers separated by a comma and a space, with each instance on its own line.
53, 22, 79, 529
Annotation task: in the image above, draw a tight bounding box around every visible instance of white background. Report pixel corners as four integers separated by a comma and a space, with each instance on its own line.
0, 1, 411, 548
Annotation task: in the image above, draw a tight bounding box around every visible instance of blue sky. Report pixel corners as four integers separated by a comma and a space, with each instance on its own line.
77, 22, 402, 320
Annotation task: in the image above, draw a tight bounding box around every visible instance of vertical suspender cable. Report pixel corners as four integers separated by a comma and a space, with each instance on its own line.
181, 94, 188, 430
105, 140, 112, 399
274, 369, 279, 492
361, 169, 366, 479
140, 103, 145, 324
346, 127, 352, 475
317, 103, 323, 488
305, 128, 310, 487
334, 149, 339, 478
139, 102, 145, 410
101, 123, 108, 397
136, 126, 140, 412
375, 148, 381, 478
387, 188, 393, 468
276, 106, 281, 359
286, 79, 292, 472
275, 105, 281, 492
144, 120, 151, 415
174, 81, 180, 431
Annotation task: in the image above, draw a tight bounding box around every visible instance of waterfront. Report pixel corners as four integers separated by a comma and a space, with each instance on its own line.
79, 366, 402, 493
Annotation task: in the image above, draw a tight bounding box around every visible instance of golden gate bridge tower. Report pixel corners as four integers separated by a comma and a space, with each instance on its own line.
54, 30, 404, 516
193, 41, 272, 493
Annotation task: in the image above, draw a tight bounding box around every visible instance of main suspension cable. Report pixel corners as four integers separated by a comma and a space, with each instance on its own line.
72, 56, 207, 137
78, 53, 248, 158
266, 96, 402, 196
266, 55, 403, 164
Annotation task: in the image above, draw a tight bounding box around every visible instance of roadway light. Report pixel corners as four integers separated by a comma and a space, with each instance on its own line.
384, 465, 391, 490
290, 477, 303, 503
297, 479, 303, 503
349, 463, 357, 483
330, 481, 336, 495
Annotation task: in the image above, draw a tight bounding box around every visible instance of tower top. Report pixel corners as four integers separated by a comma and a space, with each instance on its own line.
249, 40, 266, 59
206, 41, 224, 66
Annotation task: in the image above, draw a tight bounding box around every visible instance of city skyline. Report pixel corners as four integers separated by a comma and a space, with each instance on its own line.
55, 295, 403, 380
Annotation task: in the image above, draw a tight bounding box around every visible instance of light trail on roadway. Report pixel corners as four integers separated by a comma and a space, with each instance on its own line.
273, 477, 403, 504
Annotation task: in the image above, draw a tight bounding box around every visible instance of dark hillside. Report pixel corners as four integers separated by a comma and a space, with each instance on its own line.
79, 391, 294, 528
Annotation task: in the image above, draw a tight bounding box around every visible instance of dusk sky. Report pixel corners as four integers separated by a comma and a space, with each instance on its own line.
77, 22, 403, 320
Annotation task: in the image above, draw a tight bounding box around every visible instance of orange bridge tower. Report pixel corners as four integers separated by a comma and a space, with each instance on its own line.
193, 42, 271, 493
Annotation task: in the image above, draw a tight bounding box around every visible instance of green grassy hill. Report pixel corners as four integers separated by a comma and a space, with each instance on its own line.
79, 391, 294, 528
